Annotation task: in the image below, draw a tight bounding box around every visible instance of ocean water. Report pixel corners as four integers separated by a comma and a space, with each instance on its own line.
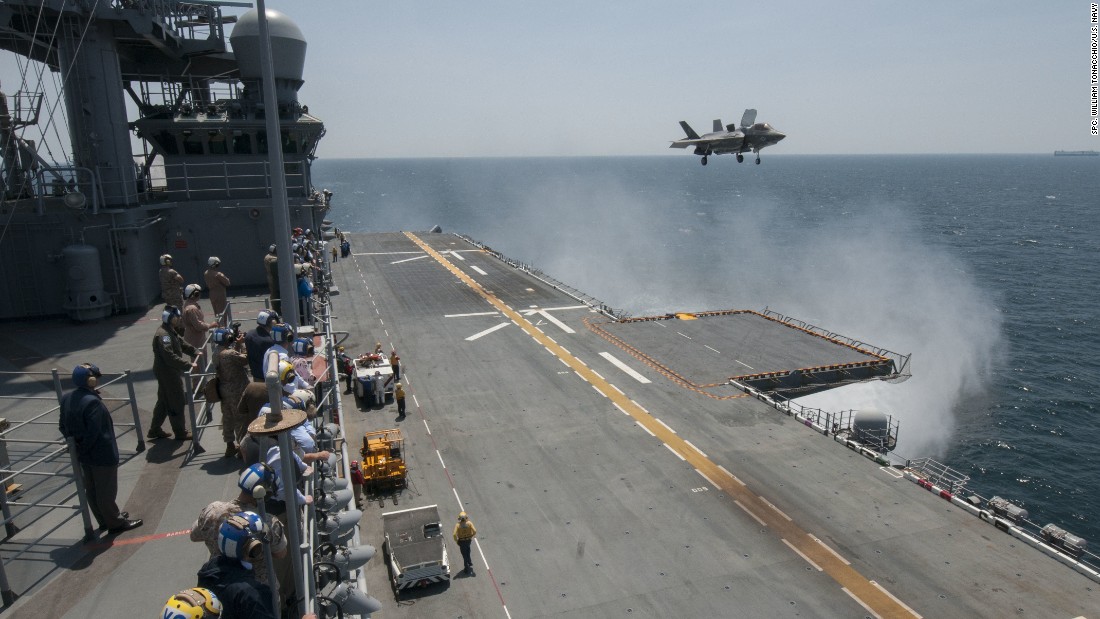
313, 155, 1100, 541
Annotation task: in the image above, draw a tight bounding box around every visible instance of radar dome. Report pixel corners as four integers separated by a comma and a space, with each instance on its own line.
230, 9, 307, 86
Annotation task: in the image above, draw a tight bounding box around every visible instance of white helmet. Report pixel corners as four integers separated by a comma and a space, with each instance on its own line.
159, 254, 173, 266
184, 284, 202, 298
207, 256, 221, 267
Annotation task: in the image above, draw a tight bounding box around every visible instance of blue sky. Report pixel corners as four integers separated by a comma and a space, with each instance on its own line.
259, 1, 1096, 158
5, 1, 1097, 157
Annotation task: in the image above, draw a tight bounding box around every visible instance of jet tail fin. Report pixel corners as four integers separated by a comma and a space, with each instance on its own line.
740, 109, 757, 128
679, 121, 701, 140
712, 119, 723, 133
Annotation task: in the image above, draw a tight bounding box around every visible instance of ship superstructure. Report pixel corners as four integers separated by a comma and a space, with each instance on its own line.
0, 0, 327, 319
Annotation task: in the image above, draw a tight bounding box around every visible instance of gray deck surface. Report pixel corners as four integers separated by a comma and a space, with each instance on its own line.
0, 230, 1097, 618
339, 232, 1100, 618
592, 312, 880, 386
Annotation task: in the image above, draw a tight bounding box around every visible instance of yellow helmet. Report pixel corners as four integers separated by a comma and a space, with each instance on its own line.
458, 511, 468, 521
162, 588, 222, 618
278, 360, 297, 384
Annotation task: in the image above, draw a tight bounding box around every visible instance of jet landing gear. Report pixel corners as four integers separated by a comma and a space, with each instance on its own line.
736, 154, 744, 163
755, 155, 761, 165
700, 156, 708, 166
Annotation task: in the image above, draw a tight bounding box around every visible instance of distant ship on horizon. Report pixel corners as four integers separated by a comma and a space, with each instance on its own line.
1053, 150, 1100, 156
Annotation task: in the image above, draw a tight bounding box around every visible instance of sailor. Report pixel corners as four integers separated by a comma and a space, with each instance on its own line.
296, 263, 314, 326
189, 471, 287, 587
453, 511, 477, 575
244, 310, 278, 381
340, 237, 350, 259
213, 327, 250, 458
330, 243, 338, 264
290, 337, 317, 388
161, 588, 223, 619
389, 349, 400, 381
204, 256, 231, 317
335, 346, 354, 393
150, 305, 198, 441
58, 363, 143, 533
372, 370, 384, 406
395, 382, 406, 418
183, 284, 219, 350
262, 326, 310, 393
196, 517, 280, 619
159, 253, 184, 308
263, 244, 280, 315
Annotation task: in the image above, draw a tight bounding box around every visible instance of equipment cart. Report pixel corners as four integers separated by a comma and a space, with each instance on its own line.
353, 357, 394, 403
381, 504, 451, 597
359, 429, 407, 505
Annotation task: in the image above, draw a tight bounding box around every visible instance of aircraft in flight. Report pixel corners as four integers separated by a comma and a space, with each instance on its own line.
670, 109, 785, 166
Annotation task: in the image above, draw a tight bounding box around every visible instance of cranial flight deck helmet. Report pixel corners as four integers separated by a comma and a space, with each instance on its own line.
212, 328, 233, 346
218, 511, 267, 562
159, 253, 173, 266
271, 323, 294, 344
207, 256, 221, 267
162, 587, 222, 619
184, 284, 202, 299
71, 363, 102, 389
238, 463, 274, 495
162, 305, 182, 326
256, 309, 279, 327
291, 337, 314, 356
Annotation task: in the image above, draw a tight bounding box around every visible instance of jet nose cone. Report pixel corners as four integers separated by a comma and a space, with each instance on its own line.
772, 131, 786, 142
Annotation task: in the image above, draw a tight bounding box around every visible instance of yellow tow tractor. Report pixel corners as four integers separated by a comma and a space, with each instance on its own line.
359, 429, 407, 506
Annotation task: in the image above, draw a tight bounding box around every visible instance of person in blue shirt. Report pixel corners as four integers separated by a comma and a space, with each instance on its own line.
58, 364, 142, 533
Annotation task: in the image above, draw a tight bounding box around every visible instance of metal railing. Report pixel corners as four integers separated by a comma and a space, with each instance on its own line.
0, 368, 145, 605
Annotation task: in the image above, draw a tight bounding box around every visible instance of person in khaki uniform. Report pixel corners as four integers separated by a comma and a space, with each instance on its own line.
150, 306, 198, 440
159, 254, 184, 308
453, 511, 477, 575
212, 327, 250, 457
183, 284, 219, 350
204, 256, 231, 317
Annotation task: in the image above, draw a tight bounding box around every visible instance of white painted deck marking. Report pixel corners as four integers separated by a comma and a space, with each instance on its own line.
437, 451, 447, 469
448, 250, 466, 261
734, 500, 767, 527
704, 345, 721, 354
470, 265, 488, 275
613, 402, 629, 415
636, 423, 656, 437
445, 311, 499, 318
718, 465, 745, 485
677, 331, 692, 339
870, 582, 923, 618
599, 352, 652, 384
423, 419, 431, 435
695, 468, 718, 487
760, 497, 792, 521
735, 359, 755, 370
391, 255, 429, 264
466, 322, 510, 341
782, 538, 823, 571
663, 443, 686, 461
842, 588, 882, 619
810, 534, 850, 565
683, 439, 707, 458
537, 310, 575, 334
591, 385, 607, 398
654, 418, 677, 435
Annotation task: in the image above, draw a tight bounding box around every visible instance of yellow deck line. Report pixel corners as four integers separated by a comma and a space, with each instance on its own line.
405, 232, 919, 618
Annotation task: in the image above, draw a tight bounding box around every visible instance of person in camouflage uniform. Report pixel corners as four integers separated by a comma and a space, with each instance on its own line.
159, 254, 184, 308
212, 327, 250, 458
150, 306, 197, 440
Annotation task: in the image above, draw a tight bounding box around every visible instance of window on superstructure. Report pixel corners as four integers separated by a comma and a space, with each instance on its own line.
209, 132, 228, 155
183, 132, 203, 155
233, 133, 251, 155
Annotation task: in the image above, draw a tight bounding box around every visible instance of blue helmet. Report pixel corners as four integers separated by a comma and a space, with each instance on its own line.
271, 323, 293, 344
218, 512, 265, 562
212, 328, 233, 346
238, 463, 274, 495
291, 337, 313, 356
71, 363, 101, 389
